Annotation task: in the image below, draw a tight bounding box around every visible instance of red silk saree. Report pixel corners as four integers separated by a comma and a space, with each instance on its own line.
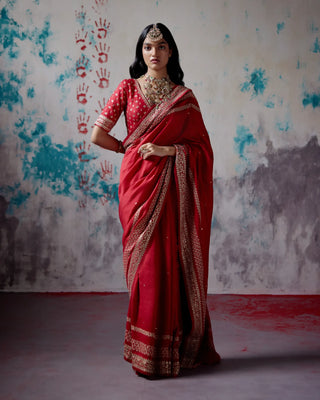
95, 79, 220, 377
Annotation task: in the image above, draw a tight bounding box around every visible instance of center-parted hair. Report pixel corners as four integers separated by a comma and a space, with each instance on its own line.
129, 23, 185, 86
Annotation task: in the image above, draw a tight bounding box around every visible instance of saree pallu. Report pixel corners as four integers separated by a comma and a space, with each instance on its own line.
119, 85, 220, 377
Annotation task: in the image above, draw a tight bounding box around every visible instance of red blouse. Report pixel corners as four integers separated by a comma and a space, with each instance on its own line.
94, 79, 154, 135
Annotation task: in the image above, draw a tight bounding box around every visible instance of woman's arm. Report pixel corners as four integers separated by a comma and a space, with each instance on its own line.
91, 126, 125, 154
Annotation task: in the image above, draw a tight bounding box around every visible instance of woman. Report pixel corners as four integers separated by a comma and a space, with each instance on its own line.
91, 23, 220, 378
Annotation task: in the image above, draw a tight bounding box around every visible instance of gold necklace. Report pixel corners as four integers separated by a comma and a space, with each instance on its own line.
143, 74, 173, 106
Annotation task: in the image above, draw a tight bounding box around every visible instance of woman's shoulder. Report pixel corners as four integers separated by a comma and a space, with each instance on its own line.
117, 78, 136, 88
174, 84, 195, 98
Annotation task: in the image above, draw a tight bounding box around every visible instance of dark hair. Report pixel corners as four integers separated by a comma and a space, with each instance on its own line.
129, 23, 184, 86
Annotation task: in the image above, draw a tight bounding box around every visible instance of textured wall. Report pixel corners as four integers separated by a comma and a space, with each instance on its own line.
0, 0, 319, 293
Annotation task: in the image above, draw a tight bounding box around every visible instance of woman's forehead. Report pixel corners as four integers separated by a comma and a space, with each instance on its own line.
143, 38, 168, 46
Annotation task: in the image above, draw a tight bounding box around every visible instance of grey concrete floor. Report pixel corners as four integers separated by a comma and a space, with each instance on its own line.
0, 293, 319, 400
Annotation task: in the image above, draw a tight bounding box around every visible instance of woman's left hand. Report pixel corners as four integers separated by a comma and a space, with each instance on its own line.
138, 143, 176, 159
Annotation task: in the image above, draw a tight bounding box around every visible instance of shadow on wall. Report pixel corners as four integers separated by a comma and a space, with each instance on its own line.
213, 136, 320, 292
0, 196, 19, 288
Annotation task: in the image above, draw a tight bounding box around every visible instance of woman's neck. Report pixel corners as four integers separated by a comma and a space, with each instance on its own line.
146, 69, 168, 79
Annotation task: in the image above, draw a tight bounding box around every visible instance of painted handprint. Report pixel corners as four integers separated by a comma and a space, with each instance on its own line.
77, 112, 90, 135
93, 43, 110, 64
95, 98, 107, 115
75, 5, 86, 25
78, 170, 94, 191
100, 192, 115, 206
93, 18, 111, 39
75, 29, 89, 51
93, 68, 110, 89
75, 140, 97, 163
78, 196, 87, 209
76, 55, 91, 78
99, 160, 113, 180
92, 0, 108, 14
76, 83, 90, 105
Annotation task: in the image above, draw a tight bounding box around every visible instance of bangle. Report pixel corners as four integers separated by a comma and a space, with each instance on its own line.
116, 140, 123, 153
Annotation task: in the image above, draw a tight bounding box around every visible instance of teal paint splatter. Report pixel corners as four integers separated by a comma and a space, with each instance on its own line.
309, 22, 319, 33
277, 22, 285, 34
0, 68, 27, 111
22, 136, 83, 197
296, 58, 306, 69
265, 99, 275, 108
30, 19, 58, 65
240, 66, 269, 98
31, 122, 46, 137
13, 108, 119, 205
0, 6, 57, 65
276, 118, 292, 132
234, 125, 257, 159
10, 190, 31, 208
55, 63, 77, 101
63, 108, 69, 121
224, 34, 230, 45
302, 91, 320, 109
27, 87, 35, 98
18, 131, 33, 143
0, 183, 30, 214
0, 7, 27, 58
312, 37, 320, 53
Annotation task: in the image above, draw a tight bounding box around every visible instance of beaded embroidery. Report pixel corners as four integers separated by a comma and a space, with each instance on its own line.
143, 74, 173, 106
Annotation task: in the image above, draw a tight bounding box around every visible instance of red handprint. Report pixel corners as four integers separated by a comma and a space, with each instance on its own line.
93, 43, 110, 63
77, 113, 90, 135
75, 141, 97, 162
100, 192, 115, 206
75, 5, 86, 24
75, 29, 88, 51
76, 83, 90, 105
93, 68, 110, 89
78, 170, 94, 191
78, 196, 87, 208
95, 98, 107, 115
93, 19, 110, 39
76, 55, 90, 78
92, 0, 108, 14
99, 160, 113, 180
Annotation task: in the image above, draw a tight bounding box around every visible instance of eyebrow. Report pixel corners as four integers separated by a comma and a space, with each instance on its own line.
143, 41, 167, 46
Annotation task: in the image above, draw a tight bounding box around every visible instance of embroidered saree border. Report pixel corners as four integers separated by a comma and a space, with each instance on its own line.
124, 342, 180, 363
126, 318, 181, 341
167, 102, 200, 117
124, 350, 180, 376
124, 319, 182, 376
174, 144, 207, 367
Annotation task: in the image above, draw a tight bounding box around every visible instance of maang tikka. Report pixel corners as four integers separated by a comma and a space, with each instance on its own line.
146, 24, 163, 42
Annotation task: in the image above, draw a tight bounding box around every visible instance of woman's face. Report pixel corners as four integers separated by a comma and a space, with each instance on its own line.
142, 38, 172, 75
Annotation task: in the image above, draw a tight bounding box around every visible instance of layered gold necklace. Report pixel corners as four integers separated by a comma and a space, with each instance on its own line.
143, 74, 173, 106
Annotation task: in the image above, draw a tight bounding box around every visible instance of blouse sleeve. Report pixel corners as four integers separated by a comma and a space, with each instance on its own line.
94, 79, 128, 133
